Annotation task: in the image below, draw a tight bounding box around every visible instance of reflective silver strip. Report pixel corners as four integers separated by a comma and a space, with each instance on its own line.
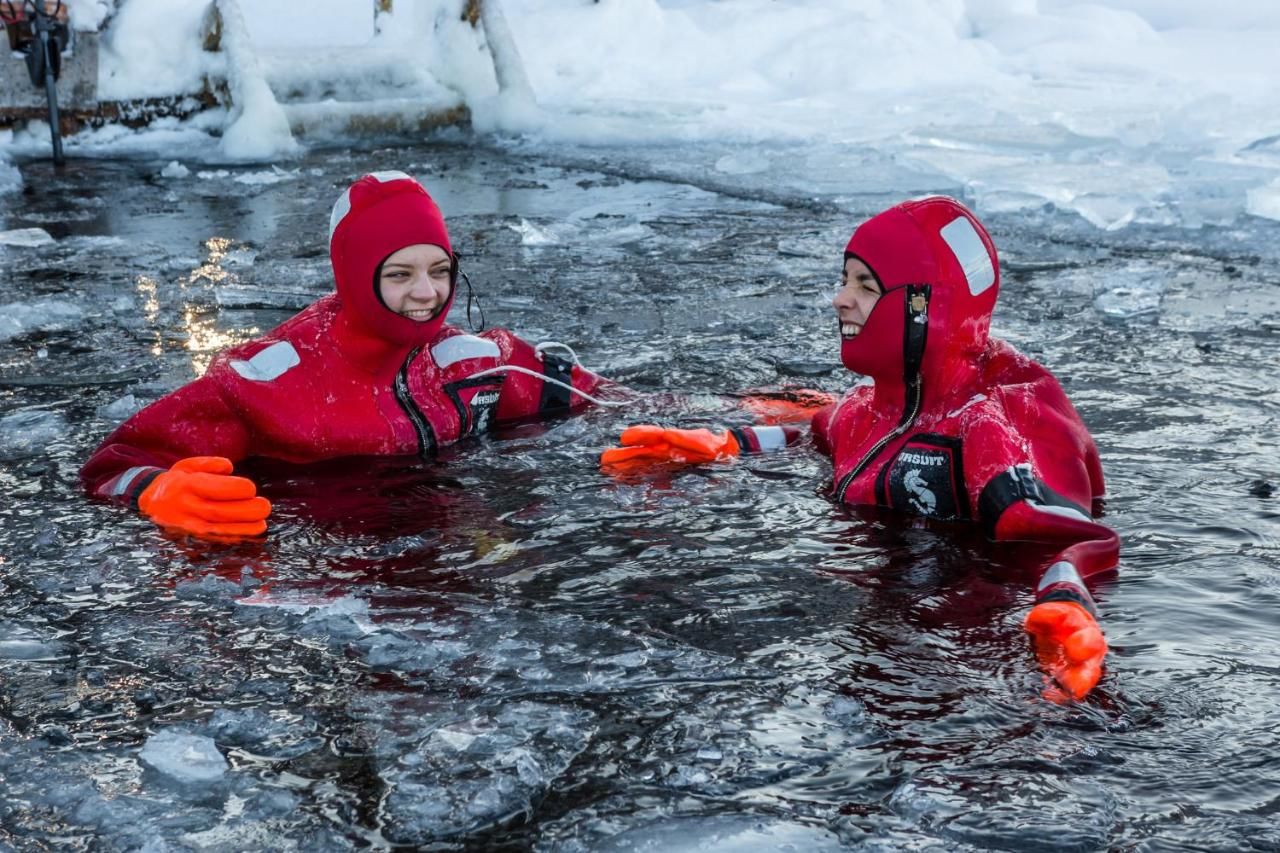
939, 215, 995, 296
328, 190, 352, 242
946, 393, 987, 418
752, 425, 789, 452
1029, 502, 1094, 524
368, 170, 412, 183
230, 341, 300, 382
109, 466, 154, 497
431, 335, 500, 369
1038, 561, 1084, 593
328, 171, 413, 241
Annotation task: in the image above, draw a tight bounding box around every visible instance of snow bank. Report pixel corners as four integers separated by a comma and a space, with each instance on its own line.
97, 0, 217, 101
215, 0, 298, 160
5, 1, 1279, 229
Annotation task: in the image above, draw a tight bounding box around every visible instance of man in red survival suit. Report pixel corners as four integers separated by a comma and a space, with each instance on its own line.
82, 171, 607, 540
602, 196, 1119, 701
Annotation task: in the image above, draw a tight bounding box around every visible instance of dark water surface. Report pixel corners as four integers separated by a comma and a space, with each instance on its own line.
2, 142, 1279, 851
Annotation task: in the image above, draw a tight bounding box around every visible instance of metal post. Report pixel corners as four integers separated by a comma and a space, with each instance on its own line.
27, 1, 64, 165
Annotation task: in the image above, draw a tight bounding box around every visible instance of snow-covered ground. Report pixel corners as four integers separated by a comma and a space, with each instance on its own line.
2, 0, 1280, 229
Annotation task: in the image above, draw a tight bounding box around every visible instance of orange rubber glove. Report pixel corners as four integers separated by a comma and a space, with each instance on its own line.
138, 456, 271, 539
1024, 600, 1107, 701
600, 426, 741, 467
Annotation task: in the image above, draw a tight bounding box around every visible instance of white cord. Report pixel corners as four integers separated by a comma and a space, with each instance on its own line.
461, 365, 633, 408
534, 341, 581, 365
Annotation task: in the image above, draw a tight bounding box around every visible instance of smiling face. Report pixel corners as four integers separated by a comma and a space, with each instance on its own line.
833, 256, 883, 339
376, 243, 453, 322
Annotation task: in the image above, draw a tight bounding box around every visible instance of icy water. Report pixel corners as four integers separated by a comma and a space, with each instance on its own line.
2, 141, 1280, 851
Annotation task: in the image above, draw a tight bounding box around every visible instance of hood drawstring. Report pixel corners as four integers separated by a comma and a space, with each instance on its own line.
459, 266, 485, 333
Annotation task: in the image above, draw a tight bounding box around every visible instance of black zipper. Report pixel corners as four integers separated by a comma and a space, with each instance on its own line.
835, 283, 930, 504
393, 346, 437, 459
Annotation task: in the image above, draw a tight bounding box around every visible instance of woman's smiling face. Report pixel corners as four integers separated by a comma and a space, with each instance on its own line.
377, 243, 453, 321
833, 256, 882, 339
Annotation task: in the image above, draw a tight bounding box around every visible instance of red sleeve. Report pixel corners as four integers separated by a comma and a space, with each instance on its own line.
967, 377, 1118, 615
80, 374, 254, 505
810, 404, 838, 457
810, 387, 874, 460
484, 329, 610, 421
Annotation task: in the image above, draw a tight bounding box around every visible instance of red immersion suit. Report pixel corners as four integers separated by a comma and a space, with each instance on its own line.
813, 196, 1119, 697
82, 171, 603, 507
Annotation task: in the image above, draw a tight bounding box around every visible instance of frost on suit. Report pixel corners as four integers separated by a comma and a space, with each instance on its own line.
812, 196, 1118, 614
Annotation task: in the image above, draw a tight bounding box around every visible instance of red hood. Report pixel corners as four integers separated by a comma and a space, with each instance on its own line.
840, 196, 999, 409
328, 171, 455, 349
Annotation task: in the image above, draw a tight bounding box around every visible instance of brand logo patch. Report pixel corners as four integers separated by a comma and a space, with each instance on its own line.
879, 436, 969, 520
469, 389, 501, 434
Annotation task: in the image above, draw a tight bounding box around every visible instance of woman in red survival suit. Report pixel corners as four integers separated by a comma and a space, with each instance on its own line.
81, 171, 608, 540
602, 196, 1119, 701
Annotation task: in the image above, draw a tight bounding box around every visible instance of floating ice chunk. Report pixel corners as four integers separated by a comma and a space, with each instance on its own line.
140, 731, 228, 783
585, 223, 654, 245
236, 589, 367, 617
221, 247, 257, 267
174, 574, 247, 602
233, 167, 299, 186
204, 709, 283, 746
432, 727, 478, 752
0, 410, 65, 461
0, 228, 55, 247
1059, 193, 1140, 232
97, 394, 142, 422
0, 155, 19, 195
0, 300, 84, 342
160, 161, 190, 178
667, 764, 711, 787
1094, 278, 1165, 319
510, 218, 557, 246
0, 623, 66, 661
0, 639, 62, 660
216, 282, 320, 310
378, 701, 594, 844
594, 816, 847, 852
201, 708, 320, 760
360, 632, 467, 671
825, 694, 866, 726
1246, 177, 1280, 222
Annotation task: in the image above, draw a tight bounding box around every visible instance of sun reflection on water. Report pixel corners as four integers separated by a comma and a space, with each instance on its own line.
183, 308, 258, 377
191, 237, 234, 285
180, 237, 257, 375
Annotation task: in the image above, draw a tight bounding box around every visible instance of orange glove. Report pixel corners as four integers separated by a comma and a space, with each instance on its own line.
600, 426, 741, 467
1024, 600, 1107, 701
138, 456, 271, 539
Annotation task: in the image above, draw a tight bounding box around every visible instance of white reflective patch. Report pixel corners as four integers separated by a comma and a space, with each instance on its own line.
939, 216, 995, 296
752, 426, 789, 452
368, 170, 411, 183
230, 341, 301, 382
432, 335, 500, 369
946, 393, 987, 418
109, 466, 153, 497
328, 189, 352, 242
1037, 561, 1084, 592
328, 172, 414, 242
1028, 502, 1094, 524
